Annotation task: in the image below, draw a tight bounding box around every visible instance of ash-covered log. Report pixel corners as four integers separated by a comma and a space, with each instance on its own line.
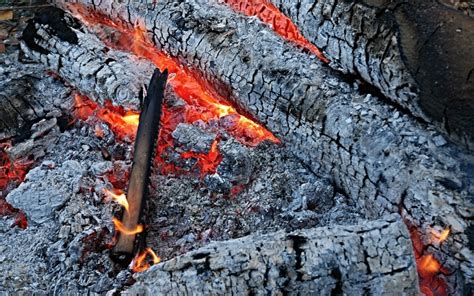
52, 0, 473, 289
20, 7, 154, 110
268, 0, 474, 148
126, 215, 419, 295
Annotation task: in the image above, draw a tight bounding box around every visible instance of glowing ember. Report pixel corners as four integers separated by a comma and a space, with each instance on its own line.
0, 142, 31, 229
406, 221, 449, 295
74, 94, 139, 141
112, 217, 144, 235
221, 0, 328, 63
131, 247, 161, 273
104, 189, 129, 212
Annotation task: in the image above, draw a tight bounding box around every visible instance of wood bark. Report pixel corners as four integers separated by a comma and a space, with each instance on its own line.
53, 1, 473, 287
125, 215, 418, 295
270, 0, 474, 147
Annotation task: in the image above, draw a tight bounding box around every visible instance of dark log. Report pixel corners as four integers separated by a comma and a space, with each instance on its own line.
126, 215, 419, 295
269, 0, 474, 147
112, 69, 168, 263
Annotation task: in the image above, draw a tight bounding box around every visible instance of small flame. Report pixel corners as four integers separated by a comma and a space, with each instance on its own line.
131, 247, 161, 273
74, 94, 139, 140
112, 217, 143, 235
418, 254, 442, 275
104, 189, 129, 212
430, 228, 450, 244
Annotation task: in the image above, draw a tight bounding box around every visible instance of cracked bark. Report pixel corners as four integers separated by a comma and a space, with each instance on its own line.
126, 215, 418, 295
269, 0, 474, 148
27, 2, 474, 291
20, 7, 155, 111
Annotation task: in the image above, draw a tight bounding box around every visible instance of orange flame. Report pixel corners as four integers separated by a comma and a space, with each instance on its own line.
418, 254, 442, 275
221, 0, 328, 63
430, 228, 450, 244
112, 217, 143, 235
406, 221, 449, 295
104, 189, 129, 212
131, 247, 161, 273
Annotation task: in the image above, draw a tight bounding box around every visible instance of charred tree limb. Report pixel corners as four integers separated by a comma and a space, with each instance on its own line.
28, 2, 473, 289
126, 215, 419, 295
112, 69, 168, 263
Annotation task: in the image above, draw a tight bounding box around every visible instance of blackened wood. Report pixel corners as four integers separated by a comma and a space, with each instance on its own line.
20, 7, 154, 110
111, 69, 168, 263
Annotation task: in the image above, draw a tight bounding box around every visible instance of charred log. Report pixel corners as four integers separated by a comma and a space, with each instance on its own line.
126, 215, 419, 295
20, 7, 154, 110
269, 0, 474, 147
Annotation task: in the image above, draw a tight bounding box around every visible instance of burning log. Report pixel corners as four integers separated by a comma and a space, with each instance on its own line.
126, 215, 419, 294
112, 69, 168, 263
51, 0, 472, 290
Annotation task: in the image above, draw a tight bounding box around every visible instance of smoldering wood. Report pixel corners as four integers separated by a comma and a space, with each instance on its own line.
54, 0, 473, 288
125, 215, 418, 295
112, 69, 168, 263
20, 7, 155, 111
270, 0, 474, 147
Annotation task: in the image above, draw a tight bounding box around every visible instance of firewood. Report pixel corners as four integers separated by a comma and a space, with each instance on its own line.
126, 215, 419, 295
51, 1, 472, 288
269, 0, 474, 148
20, 7, 154, 110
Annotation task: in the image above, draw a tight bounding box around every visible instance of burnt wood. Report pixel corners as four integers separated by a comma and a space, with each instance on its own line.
270, 0, 474, 148
126, 216, 419, 295
111, 69, 168, 263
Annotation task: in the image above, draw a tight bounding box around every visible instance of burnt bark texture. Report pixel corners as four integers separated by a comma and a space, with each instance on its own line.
20, 7, 154, 110
270, 0, 474, 148
126, 215, 418, 295
19, 1, 470, 291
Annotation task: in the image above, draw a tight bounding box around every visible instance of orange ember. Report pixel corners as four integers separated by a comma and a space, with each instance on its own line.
131, 247, 161, 273
0, 142, 30, 229
104, 188, 129, 212
69, 4, 279, 149
112, 217, 144, 235
406, 222, 449, 296
74, 94, 139, 141
221, 0, 328, 63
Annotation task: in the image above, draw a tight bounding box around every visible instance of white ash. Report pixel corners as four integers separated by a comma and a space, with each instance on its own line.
172, 122, 217, 154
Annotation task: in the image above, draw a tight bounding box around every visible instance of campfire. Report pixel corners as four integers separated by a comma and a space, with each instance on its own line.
1, 0, 473, 295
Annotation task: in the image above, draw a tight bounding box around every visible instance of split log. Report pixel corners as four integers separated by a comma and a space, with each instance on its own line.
20, 7, 154, 110
269, 0, 474, 147
125, 215, 418, 295
54, 1, 473, 288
